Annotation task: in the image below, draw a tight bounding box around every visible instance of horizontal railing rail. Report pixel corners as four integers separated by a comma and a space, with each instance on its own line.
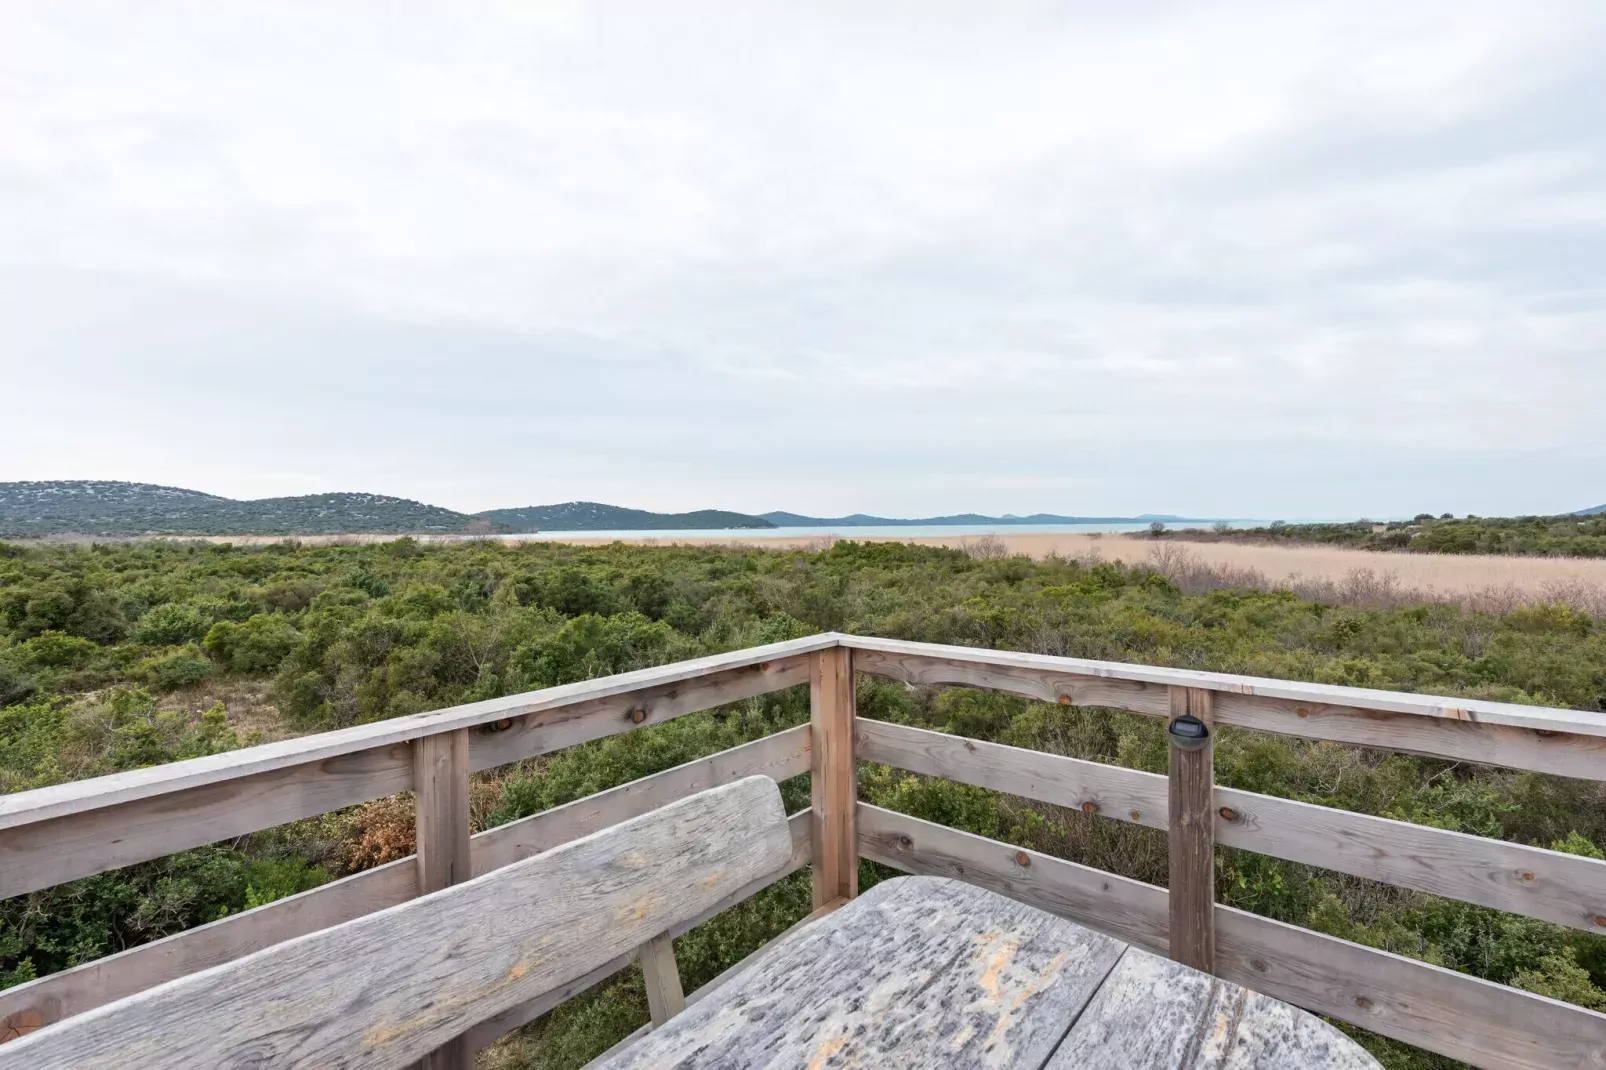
2, 632, 1603, 1067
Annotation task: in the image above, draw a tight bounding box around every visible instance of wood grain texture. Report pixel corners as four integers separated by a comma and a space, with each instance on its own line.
0, 777, 793, 1070
0, 857, 416, 1043
1214, 785, 1606, 934
414, 729, 470, 894
1216, 905, 1606, 1070
0, 634, 839, 832
810, 646, 858, 907
595, 876, 1127, 1070
840, 635, 1606, 739
850, 647, 1172, 717
640, 934, 685, 1026
461, 809, 814, 1053
412, 729, 473, 1070
0, 731, 810, 1044
858, 719, 1606, 933
1211, 691, 1606, 781
1169, 686, 1215, 973
863, 805, 1606, 1070
0, 742, 414, 900
856, 718, 1169, 829
468, 655, 812, 773
1047, 946, 1379, 1069
858, 804, 1170, 956
472, 725, 809, 877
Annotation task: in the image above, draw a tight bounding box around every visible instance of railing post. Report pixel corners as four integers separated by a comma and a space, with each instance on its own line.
810, 645, 858, 908
414, 727, 472, 1069
639, 932, 686, 1026
1167, 686, 1215, 973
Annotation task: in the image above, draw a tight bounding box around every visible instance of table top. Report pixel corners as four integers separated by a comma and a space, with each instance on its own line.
598, 875, 1382, 1069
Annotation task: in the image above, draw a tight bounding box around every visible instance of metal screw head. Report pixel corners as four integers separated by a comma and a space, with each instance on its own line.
1167, 713, 1210, 751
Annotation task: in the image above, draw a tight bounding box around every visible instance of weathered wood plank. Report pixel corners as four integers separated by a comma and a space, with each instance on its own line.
848, 639, 1606, 779
472, 725, 810, 876
414, 729, 470, 894
0, 857, 416, 1043
0, 634, 839, 832
0, 730, 811, 1045
0, 777, 794, 1070
1047, 946, 1380, 1068
856, 718, 1169, 828
859, 719, 1606, 933
463, 809, 813, 1053
841, 636, 1606, 739
413, 728, 473, 1070
810, 646, 857, 907
858, 803, 1170, 955
1215, 905, 1606, 1070
639, 934, 685, 1026
595, 875, 1127, 1069
0, 742, 414, 900
1214, 785, 1606, 935
468, 655, 812, 773
863, 806, 1606, 1070
1212, 691, 1606, 782
0, 656, 815, 899
851, 646, 1172, 717
1169, 686, 1215, 973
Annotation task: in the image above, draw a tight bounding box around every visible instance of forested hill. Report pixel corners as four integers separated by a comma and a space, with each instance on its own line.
0, 482, 499, 537
477, 502, 775, 531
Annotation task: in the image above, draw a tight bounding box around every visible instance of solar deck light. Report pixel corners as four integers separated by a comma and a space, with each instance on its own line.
1167, 713, 1210, 751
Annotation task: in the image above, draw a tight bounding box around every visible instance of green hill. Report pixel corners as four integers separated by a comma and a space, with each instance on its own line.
0, 481, 499, 537
476, 502, 775, 532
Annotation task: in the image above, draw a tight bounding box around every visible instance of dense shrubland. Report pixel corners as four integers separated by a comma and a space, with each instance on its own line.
1, 537, 1604, 1067
1166, 512, 1606, 557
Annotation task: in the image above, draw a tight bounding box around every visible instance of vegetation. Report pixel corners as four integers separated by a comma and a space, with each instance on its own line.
478, 501, 775, 531
1163, 513, 1606, 558
1, 536, 1603, 1068
0, 481, 505, 537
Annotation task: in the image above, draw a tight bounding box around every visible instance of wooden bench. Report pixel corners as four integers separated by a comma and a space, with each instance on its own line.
0, 776, 793, 1070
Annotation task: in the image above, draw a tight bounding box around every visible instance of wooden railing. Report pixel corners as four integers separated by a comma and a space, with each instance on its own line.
1, 633, 1604, 1068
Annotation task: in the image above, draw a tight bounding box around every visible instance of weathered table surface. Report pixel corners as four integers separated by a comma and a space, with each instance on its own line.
597, 875, 1381, 1069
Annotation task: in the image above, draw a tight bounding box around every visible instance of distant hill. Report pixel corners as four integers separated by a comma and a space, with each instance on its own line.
477, 502, 775, 532
758, 511, 1193, 527
1573, 504, 1606, 516
0, 481, 500, 537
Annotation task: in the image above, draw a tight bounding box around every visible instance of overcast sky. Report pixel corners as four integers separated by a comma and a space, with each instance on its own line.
3, 2, 1604, 519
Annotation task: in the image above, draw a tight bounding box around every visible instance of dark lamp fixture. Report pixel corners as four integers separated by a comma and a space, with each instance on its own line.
1167, 714, 1210, 751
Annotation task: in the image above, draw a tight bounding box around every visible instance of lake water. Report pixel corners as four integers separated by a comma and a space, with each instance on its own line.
482, 520, 1328, 541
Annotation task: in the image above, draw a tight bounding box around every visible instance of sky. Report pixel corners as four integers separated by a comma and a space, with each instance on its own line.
3, 2, 1605, 520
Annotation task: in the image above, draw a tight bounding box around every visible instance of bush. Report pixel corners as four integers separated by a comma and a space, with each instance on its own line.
18, 629, 98, 668
131, 602, 211, 646
134, 644, 214, 691
204, 614, 301, 675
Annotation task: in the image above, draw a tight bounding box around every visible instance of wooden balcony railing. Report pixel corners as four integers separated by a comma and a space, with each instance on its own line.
1, 633, 1603, 1068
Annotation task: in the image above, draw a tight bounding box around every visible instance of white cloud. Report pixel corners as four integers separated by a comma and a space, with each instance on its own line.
2, 1, 1604, 517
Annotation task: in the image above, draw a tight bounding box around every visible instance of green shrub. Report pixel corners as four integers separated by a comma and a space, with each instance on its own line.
134, 644, 214, 691
131, 602, 211, 646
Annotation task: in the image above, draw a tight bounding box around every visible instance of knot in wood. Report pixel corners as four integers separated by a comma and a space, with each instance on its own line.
630, 709, 647, 724
1295, 707, 1310, 718
1595, 915, 1606, 928
1250, 959, 1267, 973
1217, 806, 1240, 822
898, 835, 914, 849
1080, 801, 1098, 815
1354, 996, 1373, 1010
1014, 851, 1031, 867
489, 718, 514, 733
1057, 695, 1072, 705
1130, 810, 1142, 821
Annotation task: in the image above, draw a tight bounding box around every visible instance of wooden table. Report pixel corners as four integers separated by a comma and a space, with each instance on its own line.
598, 875, 1381, 1069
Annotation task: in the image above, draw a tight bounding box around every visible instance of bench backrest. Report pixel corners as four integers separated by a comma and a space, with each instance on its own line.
2, 775, 792, 1069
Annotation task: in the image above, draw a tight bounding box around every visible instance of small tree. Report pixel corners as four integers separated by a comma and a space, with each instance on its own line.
1149, 521, 1167, 538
